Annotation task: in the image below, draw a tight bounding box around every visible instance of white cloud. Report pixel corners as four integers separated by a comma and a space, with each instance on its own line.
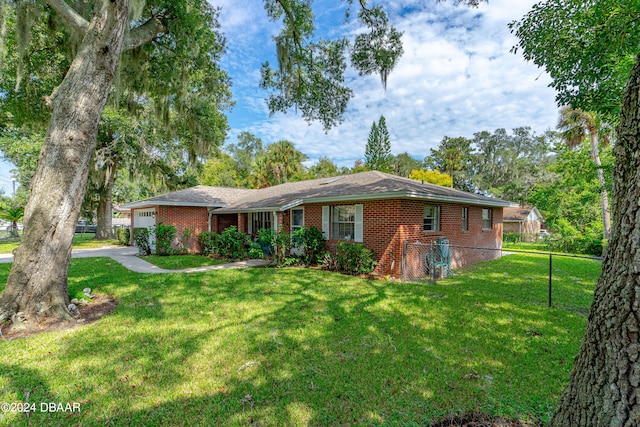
220, 0, 558, 167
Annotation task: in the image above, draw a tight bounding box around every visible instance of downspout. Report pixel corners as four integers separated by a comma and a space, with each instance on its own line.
207, 207, 214, 233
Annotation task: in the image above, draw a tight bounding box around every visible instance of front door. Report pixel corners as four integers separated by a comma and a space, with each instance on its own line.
290, 208, 304, 255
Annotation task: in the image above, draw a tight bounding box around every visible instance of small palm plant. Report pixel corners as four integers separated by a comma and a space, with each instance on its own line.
0, 207, 24, 237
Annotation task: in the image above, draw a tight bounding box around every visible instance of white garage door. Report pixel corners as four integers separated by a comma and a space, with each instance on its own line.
134, 208, 156, 228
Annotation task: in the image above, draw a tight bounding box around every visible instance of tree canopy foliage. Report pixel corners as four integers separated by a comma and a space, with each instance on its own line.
510, 0, 640, 119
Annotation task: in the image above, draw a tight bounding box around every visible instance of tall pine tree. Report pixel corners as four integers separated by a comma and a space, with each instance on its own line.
364, 115, 392, 172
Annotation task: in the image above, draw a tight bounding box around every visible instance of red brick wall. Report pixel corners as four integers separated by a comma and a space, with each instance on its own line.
157, 206, 209, 253
303, 199, 503, 278
216, 214, 238, 234
238, 213, 248, 234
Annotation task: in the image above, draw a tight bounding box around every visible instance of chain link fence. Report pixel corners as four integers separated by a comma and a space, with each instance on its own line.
402, 240, 602, 311
402, 240, 501, 282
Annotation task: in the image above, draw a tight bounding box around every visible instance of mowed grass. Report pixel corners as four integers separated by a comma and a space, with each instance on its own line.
141, 255, 227, 270
0, 233, 119, 254
0, 254, 600, 426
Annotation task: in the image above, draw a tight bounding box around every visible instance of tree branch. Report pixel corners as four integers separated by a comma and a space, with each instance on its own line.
45, 0, 89, 35
275, 0, 303, 52
122, 15, 167, 51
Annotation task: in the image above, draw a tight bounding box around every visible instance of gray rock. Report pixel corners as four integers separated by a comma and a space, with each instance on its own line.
68, 303, 79, 317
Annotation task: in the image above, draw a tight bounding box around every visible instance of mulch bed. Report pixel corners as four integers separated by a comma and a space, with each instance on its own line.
0, 294, 118, 340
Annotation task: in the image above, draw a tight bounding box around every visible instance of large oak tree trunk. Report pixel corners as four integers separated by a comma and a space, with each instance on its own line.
95, 160, 117, 240
551, 54, 640, 426
0, 0, 130, 324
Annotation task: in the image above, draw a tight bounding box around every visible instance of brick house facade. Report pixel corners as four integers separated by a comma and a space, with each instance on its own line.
124, 172, 508, 279
229, 200, 503, 278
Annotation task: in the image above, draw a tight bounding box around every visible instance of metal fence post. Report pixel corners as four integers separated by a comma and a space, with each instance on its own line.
549, 252, 553, 307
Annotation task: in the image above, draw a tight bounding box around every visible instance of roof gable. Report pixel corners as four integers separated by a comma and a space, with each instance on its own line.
503, 206, 542, 222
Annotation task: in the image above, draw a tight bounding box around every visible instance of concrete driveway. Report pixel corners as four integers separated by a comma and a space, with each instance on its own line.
0, 246, 269, 273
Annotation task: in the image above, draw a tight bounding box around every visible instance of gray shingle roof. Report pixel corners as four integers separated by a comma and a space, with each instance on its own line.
215, 171, 509, 212
503, 206, 539, 222
122, 172, 509, 211
121, 186, 258, 209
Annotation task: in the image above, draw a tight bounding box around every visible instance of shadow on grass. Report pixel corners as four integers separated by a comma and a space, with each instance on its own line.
0, 257, 596, 426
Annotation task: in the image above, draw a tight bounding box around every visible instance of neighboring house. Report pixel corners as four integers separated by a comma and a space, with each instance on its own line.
122, 171, 509, 279
503, 205, 544, 241
112, 204, 132, 228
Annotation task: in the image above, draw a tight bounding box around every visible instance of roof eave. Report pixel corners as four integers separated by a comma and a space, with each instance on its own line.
211, 190, 509, 213
122, 201, 227, 209
213, 206, 283, 214
300, 191, 510, 208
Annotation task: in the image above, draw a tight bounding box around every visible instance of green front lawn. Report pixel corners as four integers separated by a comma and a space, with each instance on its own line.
0, 254, 600, 426
0, 233, 120, 254
141, 255, 228, 270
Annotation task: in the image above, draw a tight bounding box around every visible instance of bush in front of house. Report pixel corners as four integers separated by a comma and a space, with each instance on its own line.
134, 228, 152, 255
292, 226, 326, 265
333, 242, 377, 275
155, 222, 177, 256
198, 231, 217, 255
248, 242, 266, 259
216, 226, 250, 260
117, 227, 130, 246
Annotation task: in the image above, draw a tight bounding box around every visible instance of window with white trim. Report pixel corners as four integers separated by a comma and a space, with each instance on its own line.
482, 208, 492, 230
331, 205, 356, 240
322, 205, 363, 242
332, 205, 355, 240
423, 205, 440, 232
462, 207, 469, 231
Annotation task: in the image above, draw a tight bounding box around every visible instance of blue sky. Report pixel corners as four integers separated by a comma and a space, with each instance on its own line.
0, 0, 559, 194
215, 0, 559, 167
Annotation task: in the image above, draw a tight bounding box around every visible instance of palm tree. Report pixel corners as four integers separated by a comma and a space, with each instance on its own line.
557, 106, 612, 239
0, 207, 24, 238
266, 140, 307, 185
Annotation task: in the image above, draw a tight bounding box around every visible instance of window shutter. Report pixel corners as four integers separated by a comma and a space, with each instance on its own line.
322, 206, 330, 240
354, 204, 364, 243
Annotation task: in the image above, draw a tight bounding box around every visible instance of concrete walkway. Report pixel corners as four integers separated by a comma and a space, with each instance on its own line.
0, 246, 270, 274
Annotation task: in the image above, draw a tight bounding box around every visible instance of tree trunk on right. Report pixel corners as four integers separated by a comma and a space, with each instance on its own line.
551, 54, 640, 426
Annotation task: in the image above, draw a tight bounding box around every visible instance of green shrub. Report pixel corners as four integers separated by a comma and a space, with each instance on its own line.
273, 228, 291, 266
320, 251, 337, 271
256, 228, 276, 257
546, 234, 604, 256
133, 228, 152, 255
335, 242, 377, 275
155, 223, 177, 256
198, 231, 217, 255
116, 227, 130, 246
503, 232, 521, 244
216, 226, 249, 259
248, 242, 266, 259
292, 226, 326, 265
